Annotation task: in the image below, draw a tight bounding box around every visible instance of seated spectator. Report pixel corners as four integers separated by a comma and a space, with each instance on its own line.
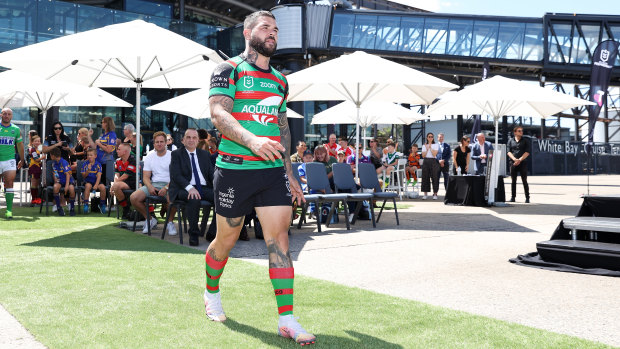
290, 140, 306, 163
346, 144, 371, 174
43, 121, 73, 162
339, 137, 354, 157
324, 133, 341, 158
297, 150, 314, 192
336, 149, 347, 163
128, 132, 143, 156
28, 135, 44, 205
369, 138, 383, 169
49, 147, 76, 216
376, 139, 399, 187
314, 146, 337, 190
111, 142, 137, 220
130, 131, 177, 235
71, 127, 93, 172
123, 123, 135, 143
406, 143, 421, 186
168, 129, 214, 246
166, 134, 177, 151
80, 148, 107, 214
197, 129, 210, 151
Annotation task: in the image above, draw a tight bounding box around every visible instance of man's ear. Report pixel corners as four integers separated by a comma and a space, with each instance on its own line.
243, 28, 251, 41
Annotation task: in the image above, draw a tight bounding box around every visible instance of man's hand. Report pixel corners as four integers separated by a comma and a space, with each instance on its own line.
249, 137, 284, 162
187, 187, 201, 200
288, 174, 306, 206
157, 186, 168, 197
17, 159, 23, 170
439, 159, 445, 167
147, 185, 157, 196
513, 159, 521, 166
480, 154, 487, 160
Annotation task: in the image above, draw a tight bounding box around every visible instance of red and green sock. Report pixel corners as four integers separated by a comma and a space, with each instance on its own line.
205, 252, 227, 294
270, 267, 294, 316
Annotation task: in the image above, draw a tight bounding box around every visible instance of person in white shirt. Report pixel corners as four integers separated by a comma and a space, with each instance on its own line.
421, 132, 440, 200
130, 131, 177, 235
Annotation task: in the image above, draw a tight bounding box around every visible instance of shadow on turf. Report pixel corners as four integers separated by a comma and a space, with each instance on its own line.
223, 318, 402, 348
21, 223, 204, 255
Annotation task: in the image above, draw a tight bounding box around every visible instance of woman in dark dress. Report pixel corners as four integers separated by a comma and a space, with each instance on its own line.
452, 135, 471, 175
43, 121, 73, 162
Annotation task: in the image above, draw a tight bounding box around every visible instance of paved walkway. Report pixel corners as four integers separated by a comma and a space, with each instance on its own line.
2, 175, 620, 347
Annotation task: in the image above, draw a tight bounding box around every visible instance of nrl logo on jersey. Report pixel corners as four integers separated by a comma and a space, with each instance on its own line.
248, 96, 283, 126
243, 76, 254, 88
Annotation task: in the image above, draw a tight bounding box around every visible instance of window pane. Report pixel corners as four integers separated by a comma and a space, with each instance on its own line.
497, 22, 524, 59
523, 22, 543, 60
0, 0, 37, 51
447, 19, 473, 56
548, 22, 571, 63
37, 0, 76, 39
126, 0, 172, 18
77, 5, 113, 32
398, 16, 424, 52
424, 18, 448, 54
571, 24, 600, 64
114, 11, 147, 24
375, 16, 400, 51
330, 13, 354, 48
471, 21, 498, 58
353, 15, 377, 49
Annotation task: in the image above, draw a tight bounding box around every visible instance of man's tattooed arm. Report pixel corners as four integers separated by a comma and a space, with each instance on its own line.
278, 111, 293, 174
209, 95, 255, 148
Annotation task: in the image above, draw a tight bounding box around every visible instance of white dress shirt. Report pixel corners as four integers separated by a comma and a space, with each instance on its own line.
184, 149, 207, 192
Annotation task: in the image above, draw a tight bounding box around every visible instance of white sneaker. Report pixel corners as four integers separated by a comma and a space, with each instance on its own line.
278, 314, 316, 345
433, 195, 438, 200
142, 216, 158, 234
52, 205, 57, 212
166, 222, 177, 236
204, 290, 226, 322
422, 195, 427, 200
348, 213, 355, 223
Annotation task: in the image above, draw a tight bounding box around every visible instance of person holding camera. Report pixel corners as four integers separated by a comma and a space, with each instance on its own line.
43, 121, 73, 162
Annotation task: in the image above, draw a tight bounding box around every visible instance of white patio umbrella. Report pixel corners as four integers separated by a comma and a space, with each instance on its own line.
287, 50, 457, 175
147, 88, 304, 119
0, 20, 222, 189
424, 75, 596, 150
0, 69, 132, 184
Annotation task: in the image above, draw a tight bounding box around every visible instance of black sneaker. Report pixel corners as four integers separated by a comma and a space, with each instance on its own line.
69, 208, 76, 216
509, 197, 515, 202
525, 198, 530, 203
57, 207, 65, 216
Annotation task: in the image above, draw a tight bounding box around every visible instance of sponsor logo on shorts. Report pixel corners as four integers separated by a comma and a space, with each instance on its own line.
218, 187, 236, 209
284, 173, 291, 196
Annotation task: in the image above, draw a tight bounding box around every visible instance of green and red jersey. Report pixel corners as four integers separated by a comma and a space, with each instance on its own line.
209, 55, 288, 170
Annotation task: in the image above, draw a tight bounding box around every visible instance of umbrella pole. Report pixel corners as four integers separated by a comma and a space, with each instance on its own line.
355, 104, 360, 181
41, 109, 47, 186
136, 82, 141, 192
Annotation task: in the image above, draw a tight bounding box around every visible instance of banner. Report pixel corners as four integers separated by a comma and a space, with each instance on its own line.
587, 40, 619, 147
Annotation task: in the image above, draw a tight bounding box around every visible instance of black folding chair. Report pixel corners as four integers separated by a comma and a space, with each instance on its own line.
161, 199, 213, 245
132, 194, 167, 236
39, 160, 55, 216
332, 163, 376, 227
358, 163, 400, 225
304, 162, 351, 231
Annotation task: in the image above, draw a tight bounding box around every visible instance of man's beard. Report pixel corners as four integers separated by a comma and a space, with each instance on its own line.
250, 36, 277, 57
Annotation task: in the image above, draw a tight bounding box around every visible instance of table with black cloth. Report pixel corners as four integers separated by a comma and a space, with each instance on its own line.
444, 175, 505, 206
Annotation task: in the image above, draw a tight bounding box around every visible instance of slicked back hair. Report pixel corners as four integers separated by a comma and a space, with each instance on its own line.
244, 10, 275, 30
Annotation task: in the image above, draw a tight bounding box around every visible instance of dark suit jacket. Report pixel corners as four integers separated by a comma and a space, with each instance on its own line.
471, 141, 494, 173
168, 146, 214, 202
437, 142, 451, 172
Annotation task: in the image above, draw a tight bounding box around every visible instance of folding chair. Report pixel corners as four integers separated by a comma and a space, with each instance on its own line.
161, 199, 213, 245
304, 162, 351, 231
132, 194, 167, 236
39, 160, 55, 216
358, 163, 400, 225
332, 163, 376, 227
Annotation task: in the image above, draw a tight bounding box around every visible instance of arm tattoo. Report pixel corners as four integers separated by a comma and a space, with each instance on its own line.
209, 95, 254, 148
278, 111, 293, 174
207, 247, 226, 262
266, 238, 292, 268
226, 217, 244, 228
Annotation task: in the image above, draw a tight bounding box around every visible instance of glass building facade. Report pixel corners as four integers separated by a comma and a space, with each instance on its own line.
0, 0, 220, 147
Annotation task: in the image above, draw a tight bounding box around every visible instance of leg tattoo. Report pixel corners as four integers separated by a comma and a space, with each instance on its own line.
226, 217, 244, 227
266, 238, 292, 268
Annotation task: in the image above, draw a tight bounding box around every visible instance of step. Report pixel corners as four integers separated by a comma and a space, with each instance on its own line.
562, 217, 620, 234
537, 239, 620, 271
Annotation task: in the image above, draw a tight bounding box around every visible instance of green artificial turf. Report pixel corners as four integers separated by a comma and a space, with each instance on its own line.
0, 206, 612, 348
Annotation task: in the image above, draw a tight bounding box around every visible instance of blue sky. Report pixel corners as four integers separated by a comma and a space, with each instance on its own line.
394, 0, 620, 18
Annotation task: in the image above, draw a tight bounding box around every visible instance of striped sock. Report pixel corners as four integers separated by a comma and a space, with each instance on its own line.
270, 267, 294, 316
5, 189, 14, 211
205, 252, 227, 294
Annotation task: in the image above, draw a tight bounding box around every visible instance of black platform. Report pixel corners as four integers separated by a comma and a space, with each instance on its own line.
534, 195, 620, 273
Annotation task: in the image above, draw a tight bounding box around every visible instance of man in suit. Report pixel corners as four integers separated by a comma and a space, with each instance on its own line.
437, 133, 451, 190
168, 128, 214, 246
471, 132, 494, 175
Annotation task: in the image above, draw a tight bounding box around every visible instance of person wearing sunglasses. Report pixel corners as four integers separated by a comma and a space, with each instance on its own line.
507, 126, 531, 203
43, 121, 73, 162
